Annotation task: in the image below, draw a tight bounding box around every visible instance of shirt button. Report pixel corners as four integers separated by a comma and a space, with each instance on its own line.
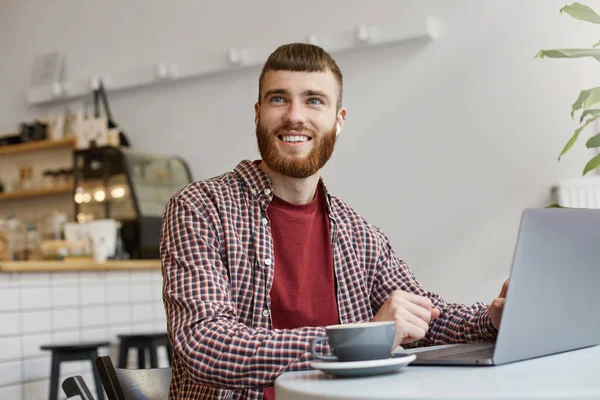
251, 189, 257, 195
262, 309, 270, 317
264, 259, 272, 266
262, 217, 268, 226
264, 188, 271, 195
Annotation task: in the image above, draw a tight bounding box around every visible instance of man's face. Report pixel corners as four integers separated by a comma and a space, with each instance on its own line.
255, 70, 345, 179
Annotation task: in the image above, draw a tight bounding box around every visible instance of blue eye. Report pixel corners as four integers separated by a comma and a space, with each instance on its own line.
308, 98, 323, 105
270, 96, 284, 103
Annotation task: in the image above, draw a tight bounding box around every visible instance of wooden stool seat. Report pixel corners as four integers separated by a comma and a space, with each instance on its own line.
41, 341, 110, 352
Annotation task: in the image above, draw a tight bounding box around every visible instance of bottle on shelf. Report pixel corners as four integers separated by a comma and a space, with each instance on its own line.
25, 223, 42, 261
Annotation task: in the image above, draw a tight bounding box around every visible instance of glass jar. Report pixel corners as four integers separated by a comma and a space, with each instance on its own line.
0, 213, 27, 260
25, 224, 42, 261
18, 164, 34, 190
0, 220, 11, 261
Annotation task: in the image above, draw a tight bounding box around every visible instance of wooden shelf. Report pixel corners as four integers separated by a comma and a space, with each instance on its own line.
0, 259, 161, 273
0, 185, 73, 201
0, 137, 76, 155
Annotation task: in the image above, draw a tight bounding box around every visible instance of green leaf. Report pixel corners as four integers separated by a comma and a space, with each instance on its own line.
571, 87, 600, 118
572, 89, 592, 118
535, 48, 600, 58
546, 203, 565, 208
558, 117, 597, 160
580, 109, 600, 122
586, 132, 600, 148
582, 88, 600, 108
583, 153, 600, 175
535, 49, 600, 63
579, 109, 600, 122
560, 2, 600, 23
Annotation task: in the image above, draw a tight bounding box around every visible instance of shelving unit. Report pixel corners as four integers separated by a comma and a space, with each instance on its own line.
0, 184, 73, 201
26, 17, 442, 106
0, 137, 76, 155
0, 136, 76, 235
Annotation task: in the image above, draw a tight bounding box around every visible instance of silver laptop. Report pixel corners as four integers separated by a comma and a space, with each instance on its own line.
402, 208, 600, 366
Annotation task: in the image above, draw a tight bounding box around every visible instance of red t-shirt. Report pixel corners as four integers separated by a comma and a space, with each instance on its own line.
263, 187, 339, 400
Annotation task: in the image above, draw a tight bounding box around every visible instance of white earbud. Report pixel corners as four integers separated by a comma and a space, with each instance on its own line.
336, 122, 341, 138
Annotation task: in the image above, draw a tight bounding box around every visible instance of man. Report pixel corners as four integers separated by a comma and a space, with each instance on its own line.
160, 43, 509, 400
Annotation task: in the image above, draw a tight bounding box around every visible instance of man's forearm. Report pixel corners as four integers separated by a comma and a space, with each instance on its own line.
171, 319, 325, 389
422, 300, 497, 346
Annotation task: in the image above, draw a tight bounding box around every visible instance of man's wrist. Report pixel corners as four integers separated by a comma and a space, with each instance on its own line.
480, 306, 499, 339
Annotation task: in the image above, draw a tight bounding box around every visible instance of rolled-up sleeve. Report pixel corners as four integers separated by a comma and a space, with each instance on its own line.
369, 227, 497, 347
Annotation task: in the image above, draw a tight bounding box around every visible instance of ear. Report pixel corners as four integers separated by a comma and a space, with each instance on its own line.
254, 102, 261, 125
336, 108, 347, 138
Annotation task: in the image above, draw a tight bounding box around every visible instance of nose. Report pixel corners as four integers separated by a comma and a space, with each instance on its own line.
284, 99, 307, 126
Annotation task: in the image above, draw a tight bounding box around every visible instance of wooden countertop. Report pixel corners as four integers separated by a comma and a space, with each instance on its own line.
0, 259, 161, 273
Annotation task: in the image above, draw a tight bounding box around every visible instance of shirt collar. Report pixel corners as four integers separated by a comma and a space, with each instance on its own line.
233, 159, 335, 214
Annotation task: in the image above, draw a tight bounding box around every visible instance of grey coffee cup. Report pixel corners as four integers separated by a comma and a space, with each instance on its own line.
310, 321, 396, 362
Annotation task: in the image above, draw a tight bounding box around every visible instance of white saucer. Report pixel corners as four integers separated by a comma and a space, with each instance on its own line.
310, 353, 417, 377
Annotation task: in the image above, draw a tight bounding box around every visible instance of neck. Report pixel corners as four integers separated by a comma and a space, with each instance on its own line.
259, 161, 321, 204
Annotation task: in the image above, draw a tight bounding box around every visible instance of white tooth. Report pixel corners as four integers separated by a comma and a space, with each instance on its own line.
282, 135, 308, 142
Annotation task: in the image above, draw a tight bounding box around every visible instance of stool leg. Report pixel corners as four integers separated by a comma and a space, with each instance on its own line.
166, 343, 173, 365
48, 353, 61, 400
89, 350, 105, 400
150, 342, 158, 368
118, 341, 128, 368
137, 346, 146, 369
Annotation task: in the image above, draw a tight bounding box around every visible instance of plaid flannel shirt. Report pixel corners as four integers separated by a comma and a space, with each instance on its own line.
160, 160, 498, 400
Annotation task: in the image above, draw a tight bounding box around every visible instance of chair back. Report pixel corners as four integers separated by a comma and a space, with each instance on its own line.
96, 356, 171, 400
62, 376, 96, 400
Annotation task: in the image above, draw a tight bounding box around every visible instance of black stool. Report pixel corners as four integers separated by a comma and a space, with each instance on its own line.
117, 333, 172, 369
40, 341, 109, 400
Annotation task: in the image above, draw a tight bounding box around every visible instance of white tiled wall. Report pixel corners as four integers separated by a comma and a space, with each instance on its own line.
0, 269, 168, 400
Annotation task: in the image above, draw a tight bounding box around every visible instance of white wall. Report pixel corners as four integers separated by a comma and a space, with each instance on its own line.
1, 0, 598, 305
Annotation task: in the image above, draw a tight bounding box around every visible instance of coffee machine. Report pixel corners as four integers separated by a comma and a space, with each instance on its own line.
72, 146, 192, 259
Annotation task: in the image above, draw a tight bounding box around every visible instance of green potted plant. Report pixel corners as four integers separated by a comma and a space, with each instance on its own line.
536, 2, 600, 176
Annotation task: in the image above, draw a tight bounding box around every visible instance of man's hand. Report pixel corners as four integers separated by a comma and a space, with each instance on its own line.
371, 290, 441, 349
489, 279, 509, 330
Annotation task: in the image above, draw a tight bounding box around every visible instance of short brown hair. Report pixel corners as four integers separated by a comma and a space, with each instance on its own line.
258, 43, 343, 111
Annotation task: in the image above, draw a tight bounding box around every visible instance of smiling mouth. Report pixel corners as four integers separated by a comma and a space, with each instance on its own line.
278, 135, 312, 143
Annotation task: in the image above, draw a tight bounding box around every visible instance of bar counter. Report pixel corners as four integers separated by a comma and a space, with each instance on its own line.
0, 259, 162, 273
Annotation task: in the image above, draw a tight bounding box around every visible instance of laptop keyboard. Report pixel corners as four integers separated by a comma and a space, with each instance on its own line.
432, 346, 495, 360
410, 342, 496, 361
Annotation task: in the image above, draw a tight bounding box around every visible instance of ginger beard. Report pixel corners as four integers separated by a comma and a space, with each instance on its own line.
256, 120, 337, 179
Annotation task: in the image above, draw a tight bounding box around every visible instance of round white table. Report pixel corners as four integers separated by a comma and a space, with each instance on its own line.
275, 345, 600, 400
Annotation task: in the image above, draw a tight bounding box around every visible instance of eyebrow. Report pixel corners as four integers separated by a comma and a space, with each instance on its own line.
263, 88, 330, 101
